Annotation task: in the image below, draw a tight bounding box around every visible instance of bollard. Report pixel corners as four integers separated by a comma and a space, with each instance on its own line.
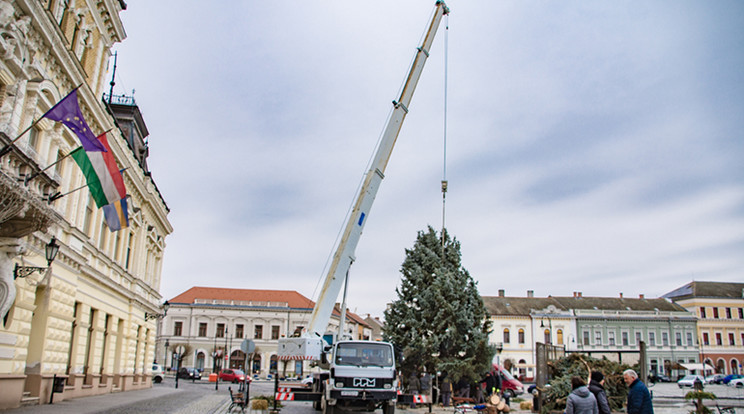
273, 374, 279, 412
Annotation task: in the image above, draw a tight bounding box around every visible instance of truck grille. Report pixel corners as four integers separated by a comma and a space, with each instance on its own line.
335, 376, 394, 389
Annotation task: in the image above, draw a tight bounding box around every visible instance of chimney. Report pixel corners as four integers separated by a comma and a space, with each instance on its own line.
639, 294, 645, 299
498, 289, 505, 297
527, 290, 534, 298
578, 292, 582, 298
619, 292, 623, 298
573, 292, 577, 298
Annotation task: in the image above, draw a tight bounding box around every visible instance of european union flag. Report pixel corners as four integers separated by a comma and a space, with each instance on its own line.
43, 88, 107, 152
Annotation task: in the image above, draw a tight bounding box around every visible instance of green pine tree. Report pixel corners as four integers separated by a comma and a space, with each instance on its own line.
383, 226, 494, 383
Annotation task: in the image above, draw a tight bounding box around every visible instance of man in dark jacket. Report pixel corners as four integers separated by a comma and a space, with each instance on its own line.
588, 371, 611, 414
409, 371, 420, 408
482, 370, 501, 396
623, 369, 654, 414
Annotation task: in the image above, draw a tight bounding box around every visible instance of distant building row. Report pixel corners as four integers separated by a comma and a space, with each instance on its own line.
485, 281, 744, 381
160, 281, 743, 381
159, 287, 377, 377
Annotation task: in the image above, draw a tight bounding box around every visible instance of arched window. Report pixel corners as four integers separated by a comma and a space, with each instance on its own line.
716, 358, 725, 374
557, 329, 564, 344
252, 354, 262, 375
230, 350, 246, 370
503, 328, 510, 344
544, 329, 551, 344
196, 352, 205, 371
518, 329, 525, 344
731, 359, 740, 375
270, 354, 278, 374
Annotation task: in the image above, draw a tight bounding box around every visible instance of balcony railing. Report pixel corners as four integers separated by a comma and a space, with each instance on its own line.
102, 93, 136, 106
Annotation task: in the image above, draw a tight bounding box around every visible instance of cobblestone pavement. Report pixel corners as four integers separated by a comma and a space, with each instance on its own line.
3, 379, 743, 414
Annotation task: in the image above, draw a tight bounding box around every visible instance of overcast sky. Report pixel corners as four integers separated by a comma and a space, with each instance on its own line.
111, 1, 744, 318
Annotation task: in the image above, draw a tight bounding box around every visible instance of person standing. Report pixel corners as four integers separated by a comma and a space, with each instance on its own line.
623, 369, 654, 414
409, 371, 421, 408
441, 374, 453, 407
482, 370, 500, 397
457, 376, 471, 398
420, 371, 432, 405
588, 371, 611, 414
565, 376, 598, 414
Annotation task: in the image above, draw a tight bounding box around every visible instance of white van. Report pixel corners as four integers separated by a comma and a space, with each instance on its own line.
152, 363, 165, 383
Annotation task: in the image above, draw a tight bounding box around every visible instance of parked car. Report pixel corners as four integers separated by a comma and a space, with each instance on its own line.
152, 363, 165, 384
219, 369, 247, 383
650, 373, 672, 383
705, 374, 725, 384
177, 367, 202, 380
678, 375, 705, 388
722, 374, 744, 384
728, 377, 744, 388
492, 364, 524, 399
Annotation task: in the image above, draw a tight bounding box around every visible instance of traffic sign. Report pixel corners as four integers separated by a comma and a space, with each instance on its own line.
241, 339, 255, 354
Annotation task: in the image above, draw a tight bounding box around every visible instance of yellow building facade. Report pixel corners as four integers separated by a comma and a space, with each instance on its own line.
664, 281, 744, 375
0, 0, 171, 409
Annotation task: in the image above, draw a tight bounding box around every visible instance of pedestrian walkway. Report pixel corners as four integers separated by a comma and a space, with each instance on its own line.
0, 386, 231, 414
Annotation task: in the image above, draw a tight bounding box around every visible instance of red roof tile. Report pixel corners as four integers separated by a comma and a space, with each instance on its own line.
169, 286, 315, 309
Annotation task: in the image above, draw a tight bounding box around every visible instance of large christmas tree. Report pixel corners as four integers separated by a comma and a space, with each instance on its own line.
383, 226, 493, 383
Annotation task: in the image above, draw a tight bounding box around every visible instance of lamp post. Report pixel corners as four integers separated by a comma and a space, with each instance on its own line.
224, 327, 229, 370
174, 350, 179, 389
214, 333, 220, 391
14, 236, 60, 279
495, 342, 504, 367
145, 300, 170, 321
164, 339, 170, 371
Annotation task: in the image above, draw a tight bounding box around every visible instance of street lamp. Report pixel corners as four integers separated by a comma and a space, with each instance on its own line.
214, 333, 221, 391
164, 339, 170, 369
224, 327, 229, 370
495, 342, 504, 366
145, 300, 170, 321
14, 237, 60, 279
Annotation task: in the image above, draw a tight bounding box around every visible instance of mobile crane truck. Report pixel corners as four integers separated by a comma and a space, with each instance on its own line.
276, 2, 449, 414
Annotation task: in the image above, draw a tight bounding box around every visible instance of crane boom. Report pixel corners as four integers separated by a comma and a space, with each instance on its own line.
306, 1, 449, 338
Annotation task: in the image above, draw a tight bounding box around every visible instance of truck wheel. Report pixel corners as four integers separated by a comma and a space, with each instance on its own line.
322, 395, 335, 414
382, 402, 395, 414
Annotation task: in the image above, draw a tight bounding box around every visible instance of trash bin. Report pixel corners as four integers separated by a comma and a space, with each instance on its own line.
50, 374, 66, 404
209, 373, 218, 383
52, 376, 66, 393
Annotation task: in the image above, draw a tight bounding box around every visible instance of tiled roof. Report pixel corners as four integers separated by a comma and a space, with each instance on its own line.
168, 287, 370, 327
663, 281, 744, 300
334, 303, 370, 328
483, 295, 686, 316
169, 286, 314, 309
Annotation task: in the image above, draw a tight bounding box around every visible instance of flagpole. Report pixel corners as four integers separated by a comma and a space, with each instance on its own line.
0, 84, 84, 158
47, 165, 129, 204
0, 120, 44, 158
47, 182, 88, 204
24, 147, 81, 185
23, 126, 114, 185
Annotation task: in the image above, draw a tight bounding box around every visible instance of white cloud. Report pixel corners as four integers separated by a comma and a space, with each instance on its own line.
115, 1, 744, 317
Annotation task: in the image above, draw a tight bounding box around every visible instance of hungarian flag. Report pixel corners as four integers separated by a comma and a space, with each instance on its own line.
43, 88, 107, 152
70, 133, 127, 209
